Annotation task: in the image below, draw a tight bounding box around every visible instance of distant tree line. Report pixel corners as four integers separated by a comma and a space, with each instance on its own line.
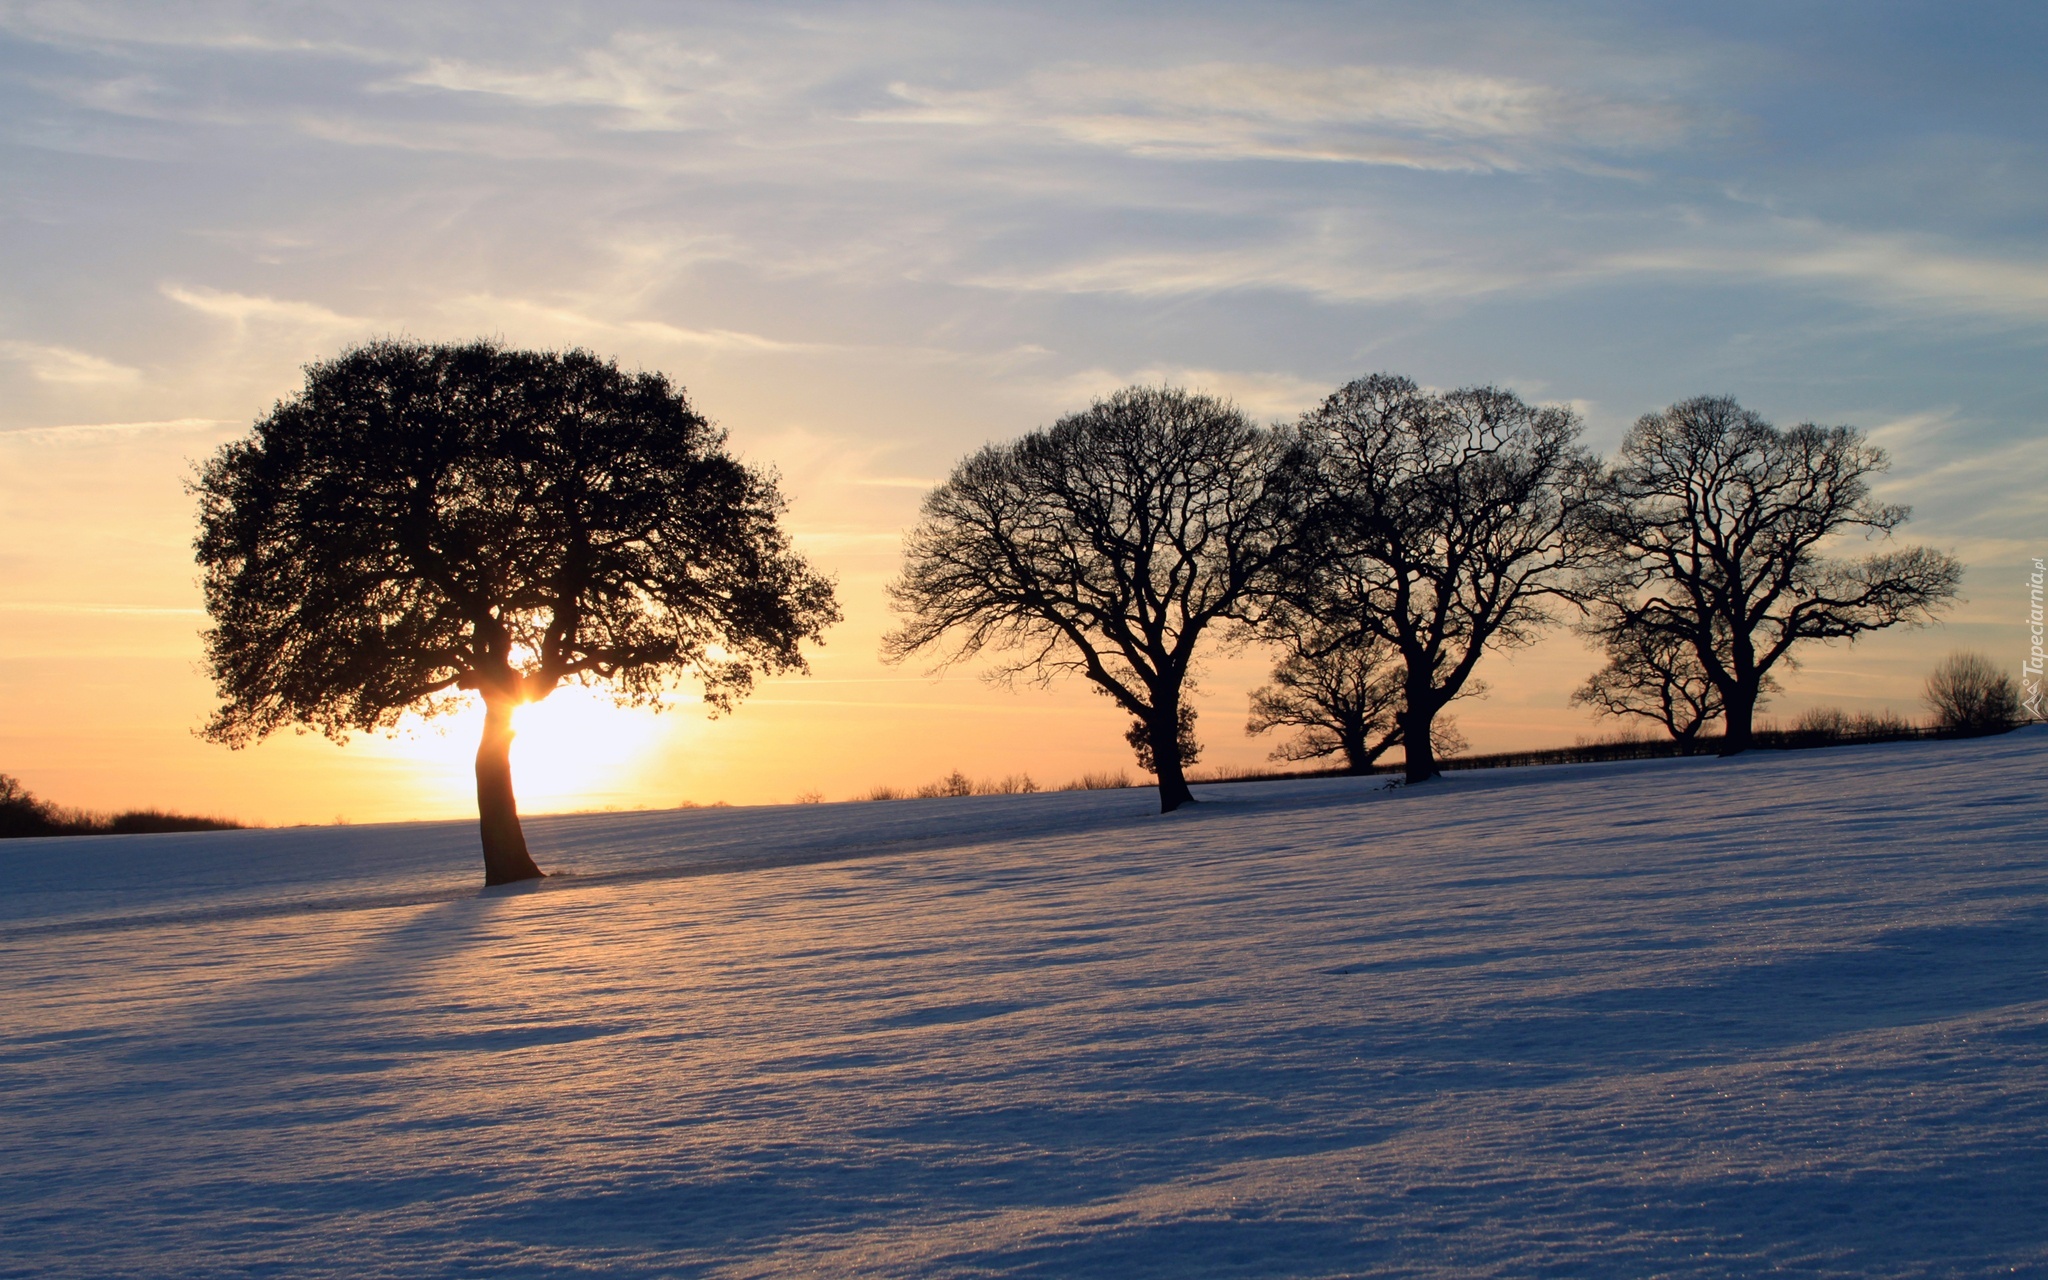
0, 774, 244, 839
887, 379, 1970, 813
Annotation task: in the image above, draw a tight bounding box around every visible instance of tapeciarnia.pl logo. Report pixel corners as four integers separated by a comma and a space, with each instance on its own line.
2026, 556, 2045, 721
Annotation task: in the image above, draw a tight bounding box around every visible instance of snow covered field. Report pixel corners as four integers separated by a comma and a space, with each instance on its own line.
4, 730, 2045, 1278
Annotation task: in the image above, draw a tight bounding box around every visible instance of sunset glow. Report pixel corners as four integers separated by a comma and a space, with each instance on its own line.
361, 689, 678, 817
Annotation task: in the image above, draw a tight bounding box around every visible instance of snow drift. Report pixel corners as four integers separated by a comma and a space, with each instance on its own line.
3, 729, 2045, 1277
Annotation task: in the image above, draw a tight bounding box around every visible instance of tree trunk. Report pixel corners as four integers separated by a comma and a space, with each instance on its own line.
1150, 714, 1197, 814
1719, 683, 1757, 756
1400, 702, 1439, 784
476, 697, 544, 885
1342, 735, 1370, 774
1397, 657, 1447, 786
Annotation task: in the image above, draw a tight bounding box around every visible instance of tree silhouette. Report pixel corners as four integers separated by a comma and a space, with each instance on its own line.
1924, 651, 2021, 733
885, 387, 1309, 813
1292, 375, 1596, 784
1570, 620, 1768, 747
1244, 617, 1405, 772
1584, 396, 1960, 754
0, 774, 59, 839
194, 340, 838, 884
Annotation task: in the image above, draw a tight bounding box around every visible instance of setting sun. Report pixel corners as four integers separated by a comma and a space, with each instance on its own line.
364, 689, 678, 817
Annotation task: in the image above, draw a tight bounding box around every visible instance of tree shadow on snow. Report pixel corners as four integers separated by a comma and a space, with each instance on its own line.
1380, 905, 2048, 1075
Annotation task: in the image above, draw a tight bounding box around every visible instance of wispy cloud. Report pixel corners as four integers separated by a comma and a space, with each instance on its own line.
1044, 365, 1334, 421
0, 601, 203, 615
1600, 226, 2048, 325
847, 475, 942, 489
0, 339, 141, 384
447, 293, 831, 354
966, 231, 1534, 305
0, 4, 365, 56
162, 283, 370, 332
1865, 411, 2048, 506
974, 210, 2048, 327
866, 62, 1695, 174
745, 424, 954, 505
290, 112, 572, 158
394, 34, 758, 131
0, 416, 230, 441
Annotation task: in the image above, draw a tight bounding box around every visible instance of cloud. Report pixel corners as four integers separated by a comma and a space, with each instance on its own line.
444, 293, 829, 355
290, 113, 571, 158
749, 423, 917, 475
976, 210, 2048, 328
1044, 365, 1333, 421
162, 283, 370, 332
1600, 227, 2048, 325
847, 475, 944, 489
0, 4, 367, 56
0, 339, 141, 384
441, 292, 1063, 372
0, 602, 203, 615
966, 232, 1532, 305
1863, 409, 2047, 506
866, 61, 1694, 174
394, 34, 756, 131
0, 416, 230, 441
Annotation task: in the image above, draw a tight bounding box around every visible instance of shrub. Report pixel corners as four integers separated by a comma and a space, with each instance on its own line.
1925, 651, 2022, 734
104, 809, 246, 834
866, 772, 1044, 801
1786, 706, 1917, 743
1066, 770, 1133, 791
1850, 708, 1915, 736
1791, 706, 1853, 739
1186, 765, 1294, 785
1573, 724, 1658, 749
974, 774, 1038, 795
913, 770, 975, 799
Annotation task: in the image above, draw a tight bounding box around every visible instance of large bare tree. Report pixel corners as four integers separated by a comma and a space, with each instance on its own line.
195, 340, 839, 884
1292, 374, 1597, 784
885, 387, 1309, 813
1583, 396, 1961, 753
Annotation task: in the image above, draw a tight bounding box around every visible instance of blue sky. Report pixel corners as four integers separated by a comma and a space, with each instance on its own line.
2, 1, 2043, 817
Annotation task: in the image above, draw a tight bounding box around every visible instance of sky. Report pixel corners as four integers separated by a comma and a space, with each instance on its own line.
2, 0, 2043, 824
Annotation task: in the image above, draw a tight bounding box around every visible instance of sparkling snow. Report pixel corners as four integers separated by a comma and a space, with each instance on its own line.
3, 729, 2045, 1277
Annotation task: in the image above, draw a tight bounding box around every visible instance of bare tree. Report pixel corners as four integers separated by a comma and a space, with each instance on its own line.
884, 386, 1309, 813
195, 340, 838, 884
1244, 619, 1405, 772
1585, 396, 1962, 754
1292, 374, 1596, 784
1924, 651, 2021, 733
1570, 620, 1769, 747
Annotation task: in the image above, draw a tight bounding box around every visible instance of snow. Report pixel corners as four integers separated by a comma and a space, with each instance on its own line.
3, 729, 2046, 1278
